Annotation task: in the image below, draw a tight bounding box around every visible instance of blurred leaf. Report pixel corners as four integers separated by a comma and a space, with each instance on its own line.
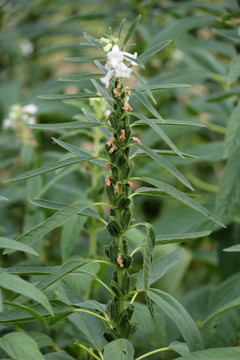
103, 339, 134, 360
169, 341, 190, 356
228, 55, 240, 84
223, 244, 240, 252
122, 15, 141, 48
0, 274, 52, 314
26, 121, 102, 130
0, 332, 44, 360
58, 73, 103, 82
177, 347, 240, 359
0, 237, 38, 256
138, 40, 172, 64
224, 101, 240, 158
148, 289, 203, 352
38, 93, 102, 100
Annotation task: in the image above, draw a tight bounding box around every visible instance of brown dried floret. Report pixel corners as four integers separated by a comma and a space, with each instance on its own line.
132, 136, 142, 145
105, 175, 112, 186
114, 181, 119, 194
106, 136, 117, 147
122, 101, 132, 112
117, 253, 124, 268
108, 144, 118, 154
120, 129, 125, 142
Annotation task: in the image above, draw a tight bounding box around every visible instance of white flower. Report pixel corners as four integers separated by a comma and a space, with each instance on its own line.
28, 116, 36, 125
101, 69, 115, 88
105, 109, 111, 118
123, 51, 138, 65
19, 39, 33, 56
22, 104, 38, 114
115, 62, 132, 78
107, 45, 123, 67
2, 118, 15, 130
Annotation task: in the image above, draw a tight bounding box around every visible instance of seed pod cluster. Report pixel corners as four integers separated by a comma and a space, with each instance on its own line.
104, 81, 138, 342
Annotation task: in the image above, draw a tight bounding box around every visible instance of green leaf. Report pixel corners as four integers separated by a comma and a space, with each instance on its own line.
58, 73, 103, 81
45, 350, 75, 359
0, 274, 52, 314
136, 177, 225, 227
147, 288, 203, 352
0, 237, 38, 256
0, 196, 8, 201
132, 71, 156, 104
176, 347, 240, 359
132, 118, 204, 127
136, 83, 190, 91
28, 332, 55, 349
103, 339, 134, 360
52, 137, 106, 168
4, 302, 47, 327
3, 202, 92, 254
28, 199, 101, 220
228, 55, 240, 84
64, 56, 105, 62
61, 215, 86, 260
168, 341, 190, 356
5, 157, 94, 182
215, 146, 240, 222
137, 248, 184, 289
25, 121, 102, 130
223, 101, 240, 158
70, 312, 106, 350
0, 332, 44, 360
155, 231, 211, 245
138, 40, 172, 64
122, 15, 141, 48
37, 93, 101, 100
134, 143, 194, 190
131, 110, 183, 157
81, 107, 112, 137
223, 244, 240, 252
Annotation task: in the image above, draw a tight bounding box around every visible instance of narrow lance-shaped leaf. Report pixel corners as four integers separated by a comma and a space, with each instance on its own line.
138, 40, 172, 64
132, 71, 156, 104
131, 106, 183, 157
135, 176, 225, 227
64, 56, 105, 62
52, 137, 106, 168
4, 302, 47, 327
37, 93, 102, 100
0, 273, 52, 314
81, 107, 112, 137
4, 157, 94, 182
58, 73, 103, 82
25, 121, 102, 130
133, 143, 194, 191
122, 15, 141, 47
0, 237, 38, 256
3, 202, 92, 254
147, 288, 204, 352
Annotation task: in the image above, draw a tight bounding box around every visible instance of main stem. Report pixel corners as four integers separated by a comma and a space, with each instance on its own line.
103, 80, 138, 342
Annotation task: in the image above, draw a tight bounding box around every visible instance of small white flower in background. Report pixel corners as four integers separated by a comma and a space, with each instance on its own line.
19, 39, 34, 56
101, 44, 138, 88
2, 103, 38, 130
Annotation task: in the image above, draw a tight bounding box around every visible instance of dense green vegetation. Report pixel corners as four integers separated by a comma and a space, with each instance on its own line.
1, 0, 240, 359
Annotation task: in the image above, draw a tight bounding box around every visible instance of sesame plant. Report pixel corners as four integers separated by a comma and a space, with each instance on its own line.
3, 12, 240, 360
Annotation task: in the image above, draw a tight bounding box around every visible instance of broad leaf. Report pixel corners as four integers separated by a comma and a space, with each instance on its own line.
148, 288, 203, 352
45, 351, 75, 359
0, 237, 38, 256
0, 273, 52, 314
137, 248, 184, 289
223, 100, 240, 157
4, 302, 46, 327
0, 332, 44, 360
169, 341, 190, 356
103, 339, 134, 360
177, 347, 240, 359
215, 146, 240, 222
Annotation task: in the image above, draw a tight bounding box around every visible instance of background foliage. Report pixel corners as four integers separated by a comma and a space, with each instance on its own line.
1, 0, 240, 359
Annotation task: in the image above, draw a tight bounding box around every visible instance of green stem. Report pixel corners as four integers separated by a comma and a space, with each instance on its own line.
135, 347, 170, 360
90, 221, 97, 257
74, 342, 101, 360
73, 309, 114, 325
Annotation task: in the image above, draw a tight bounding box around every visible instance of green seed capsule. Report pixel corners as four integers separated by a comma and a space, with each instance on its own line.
117, 309, 128, 326
104, 329, 119, 342
121, 321, 131, 338
112, 270, 118, 283
110, 209, 116, 217
122, 238, 129, 256
122, 255, 132, 269
104, 245, 110, 259
111, 166, 118, 181
122, 184, 130, 197
109, 113, 118, 129
125, 126, 131, 142
107, 222, 118, 237
121, 164, 130, 181
122, 272, 131, 295
128, 321, 139, 339
121, 209, 131, 228
106, 184, 116, 205
109, 239, 118, 263
110, 280, 123, 298
126, 304, 135, 320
